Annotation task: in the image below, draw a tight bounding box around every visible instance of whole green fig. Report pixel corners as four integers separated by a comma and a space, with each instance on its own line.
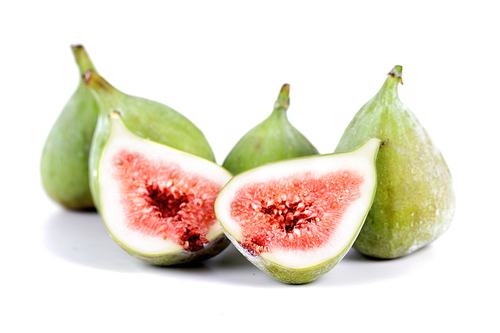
40, 45, 98, 210
335, 65, 455, 258
223, 84, 318, 175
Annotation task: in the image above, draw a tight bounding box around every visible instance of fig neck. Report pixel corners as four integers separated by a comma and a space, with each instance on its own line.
71, 45, 96, 76
272, 83, 290, 116
375, 65, 403, 104
83, 70, 122, 114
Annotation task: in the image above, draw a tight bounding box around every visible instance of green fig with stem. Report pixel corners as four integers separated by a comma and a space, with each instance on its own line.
40, 45, 98, 210
335, 65, 455, 259
80, 63, 216, 211
223, 84, 318, 175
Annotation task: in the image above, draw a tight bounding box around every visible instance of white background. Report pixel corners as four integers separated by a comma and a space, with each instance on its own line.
1, 1, 499, 332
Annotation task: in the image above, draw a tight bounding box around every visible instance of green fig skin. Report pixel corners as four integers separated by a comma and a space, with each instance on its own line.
40, 45, 98, 210
335, 66, 455, 259
222, 84, 318, 175
82, 69, 216, 211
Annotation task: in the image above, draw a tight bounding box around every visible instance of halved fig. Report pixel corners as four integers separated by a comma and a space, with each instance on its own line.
97, 111, 233, 265
215, 138, 381, 284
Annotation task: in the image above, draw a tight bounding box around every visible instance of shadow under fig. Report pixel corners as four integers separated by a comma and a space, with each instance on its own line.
43, 209, 265, 284
317, 244, 436, 286
43, 209, 142, 272
44, 208, 433, 287
148, 245, 273, 287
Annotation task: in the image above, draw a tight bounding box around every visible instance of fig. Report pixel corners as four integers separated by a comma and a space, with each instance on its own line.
215, 138, 381, 284
97, 111, 232, 265
335, 65, 455, 259
40, 45, 98, 210
79, 63, 216, 209
222, 84, 318, 175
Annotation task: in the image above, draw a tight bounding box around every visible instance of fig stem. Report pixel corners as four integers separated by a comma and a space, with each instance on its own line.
373, 66, 403, 104
274, 83, 290, 111
388, 65, 403, 85
71, 44, 95, 76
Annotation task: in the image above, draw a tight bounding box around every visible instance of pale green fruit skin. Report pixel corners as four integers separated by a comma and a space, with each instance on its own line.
40, 46, 98, 210
83, 70, 216, 211
223, 84, 318, 175
335, 66, 455, 259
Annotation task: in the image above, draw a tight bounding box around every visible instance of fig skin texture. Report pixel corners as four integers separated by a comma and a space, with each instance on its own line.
97, 112, 232, 265
40, 45, 98, 210
216, 138, 381, 284
335, 66, 455, 259
78, 57, 216, 210
222, 84, 318, 175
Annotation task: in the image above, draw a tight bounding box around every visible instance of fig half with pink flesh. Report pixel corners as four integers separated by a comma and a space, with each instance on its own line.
215, 138, 381, 284
97, 111, 233, 265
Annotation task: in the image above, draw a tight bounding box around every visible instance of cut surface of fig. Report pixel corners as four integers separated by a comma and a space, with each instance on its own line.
98, 112, 232, 265
215, 138, 381, 283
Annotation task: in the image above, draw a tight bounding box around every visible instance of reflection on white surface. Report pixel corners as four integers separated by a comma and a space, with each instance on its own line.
42, 208, 433, 286
42, 209, 269, 285
43, 209, 136, 272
